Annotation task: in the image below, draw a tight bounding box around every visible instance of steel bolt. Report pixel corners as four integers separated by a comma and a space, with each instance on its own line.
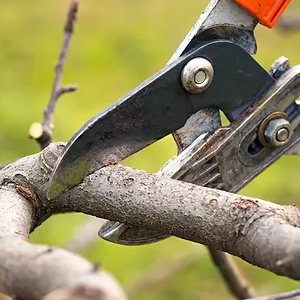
276, 128, 289, 142
181, 57, 214, 93
264, 118, 293, 147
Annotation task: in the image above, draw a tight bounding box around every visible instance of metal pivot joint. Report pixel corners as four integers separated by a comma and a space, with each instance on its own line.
99, 62, 300, 245
258, 112, 293, 148
47, 40, 274, 200
47, 0, 295, 246
264, 118, 293, 147
181, 58, 214, 93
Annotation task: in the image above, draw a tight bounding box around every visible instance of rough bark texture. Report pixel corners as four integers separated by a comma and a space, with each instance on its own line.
0, 143, 127, 300
57, 162, 300, 280
1, 142, 300, 287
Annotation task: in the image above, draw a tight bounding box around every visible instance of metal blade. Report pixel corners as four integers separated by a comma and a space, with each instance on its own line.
47, 40, 274, 199
99, 63, 300, 245
47, 0, 262, 200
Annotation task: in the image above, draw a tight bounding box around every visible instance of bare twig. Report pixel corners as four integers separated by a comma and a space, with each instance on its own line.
247, 288, 300, 300
29, 0, 79, 149
66, 217, 107, 253
209, 248, 255, 299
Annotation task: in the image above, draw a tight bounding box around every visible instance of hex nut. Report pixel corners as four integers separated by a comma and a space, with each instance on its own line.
264, 118, 293, 147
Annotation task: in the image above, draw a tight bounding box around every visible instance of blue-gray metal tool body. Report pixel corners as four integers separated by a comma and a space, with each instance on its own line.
47, 0, 300, 245
47, 0, 262, 199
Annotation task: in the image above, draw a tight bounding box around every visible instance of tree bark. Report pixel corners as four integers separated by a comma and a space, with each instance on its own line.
0, 143, 127, 300
1, 142, 300, 299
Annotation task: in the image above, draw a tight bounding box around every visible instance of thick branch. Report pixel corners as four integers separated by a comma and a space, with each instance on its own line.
0, 150, 127, 300
55, 164, 300, 280
1, 143, 300, 282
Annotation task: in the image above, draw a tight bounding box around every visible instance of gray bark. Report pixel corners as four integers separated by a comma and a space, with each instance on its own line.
0, 143, 127, 300
1, 142, 300, 299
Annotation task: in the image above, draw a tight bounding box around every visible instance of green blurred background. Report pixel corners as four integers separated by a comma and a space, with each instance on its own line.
1, 1, 300, 299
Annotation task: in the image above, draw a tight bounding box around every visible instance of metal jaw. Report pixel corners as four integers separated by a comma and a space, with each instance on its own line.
48, 40, 272, 200
96, 0, 269, 244
91, 0, 266, 245
96, 0, 278, 245
99, 64, 300, 245
47, 0, 281, 245
47, 0, 260, 200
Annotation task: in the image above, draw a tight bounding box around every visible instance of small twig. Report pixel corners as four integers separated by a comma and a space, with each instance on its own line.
65, 217, 107, 253
247, 288, 300, 300
29, 0, 79, 150
208, 248, 255, 299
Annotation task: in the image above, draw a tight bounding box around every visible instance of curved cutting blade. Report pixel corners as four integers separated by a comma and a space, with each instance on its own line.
47, 40, 274, 199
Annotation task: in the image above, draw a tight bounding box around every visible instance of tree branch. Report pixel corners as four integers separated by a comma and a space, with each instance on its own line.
29, 0, 79, 150
1, 143, 300, 284
0, 162, 10, 171
0, 144, 127, 300
57, 165, 300, 280
208, 248, 254, 299
170, 109, 254, 299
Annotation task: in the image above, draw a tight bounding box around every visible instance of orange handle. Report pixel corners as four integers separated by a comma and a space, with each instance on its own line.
233, 0, 292, 28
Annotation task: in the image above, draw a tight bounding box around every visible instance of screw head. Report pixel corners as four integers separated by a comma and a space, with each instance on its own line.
181, 57, 214, 94
264, 118, 293, 147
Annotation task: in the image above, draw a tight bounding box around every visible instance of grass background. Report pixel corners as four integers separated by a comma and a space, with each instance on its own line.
1, 0, 300, 299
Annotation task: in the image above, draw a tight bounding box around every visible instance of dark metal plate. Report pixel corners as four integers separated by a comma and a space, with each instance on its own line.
47, 40, 274, 199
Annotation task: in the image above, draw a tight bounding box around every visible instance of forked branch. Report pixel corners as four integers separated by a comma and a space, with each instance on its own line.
0, 143, 300, 300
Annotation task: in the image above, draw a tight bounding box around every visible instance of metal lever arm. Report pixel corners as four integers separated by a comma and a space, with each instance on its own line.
100, 64, 300, 245
47, 40, 273, 199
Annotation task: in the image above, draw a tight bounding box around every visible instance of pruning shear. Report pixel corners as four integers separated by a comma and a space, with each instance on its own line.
47, 0, 300, 245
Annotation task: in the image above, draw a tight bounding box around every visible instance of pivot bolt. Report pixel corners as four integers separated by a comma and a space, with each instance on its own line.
264, 118, 293, 147
181, 57, 214, 93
